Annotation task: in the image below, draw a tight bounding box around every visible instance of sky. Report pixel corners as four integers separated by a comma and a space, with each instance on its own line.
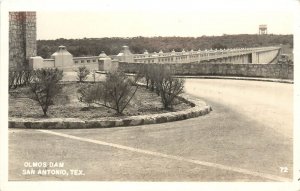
9, 0, 298, 39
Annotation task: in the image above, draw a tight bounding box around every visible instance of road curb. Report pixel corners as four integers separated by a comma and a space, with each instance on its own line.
175, 75, 294, 84
9, 94, 212, 129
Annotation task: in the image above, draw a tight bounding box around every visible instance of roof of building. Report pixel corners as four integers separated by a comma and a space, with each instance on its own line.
51, 45, 72, 57
99, 51, 108, 58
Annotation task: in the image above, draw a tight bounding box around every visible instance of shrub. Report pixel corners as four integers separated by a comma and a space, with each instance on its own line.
23, 70, 34, 86
77, 83, 102, 108
9, 70, 33, 89
102, 71, 138, 114
152, 65, 172, 95
91, 70, 96, 83
143, 64, 185, 110
29, 68, 63, 116
9, 70, 18, 89
137, 64, 151, 89
77, 66, 90, 82
158, 77, 185, 110
78, 71, 139, 115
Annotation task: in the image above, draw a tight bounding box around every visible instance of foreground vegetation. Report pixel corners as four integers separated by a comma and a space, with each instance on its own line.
9, 67, 188, 118
9, 83, 190, 119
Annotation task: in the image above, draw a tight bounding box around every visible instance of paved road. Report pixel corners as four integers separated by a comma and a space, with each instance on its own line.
9, 79, 293, 181
185, 79, 293, 139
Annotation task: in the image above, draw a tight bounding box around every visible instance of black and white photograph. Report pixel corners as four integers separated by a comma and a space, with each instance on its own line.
0, 0, 299, 190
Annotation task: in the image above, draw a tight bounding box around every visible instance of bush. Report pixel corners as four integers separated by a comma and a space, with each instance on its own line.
137, 64, 151, 89
29, 68, 63, 116
91, 70, 96, 83
77, 66, 90, 82
103, 72, 138, 114
78, 71, 139, 114
9, 70, 33, 89
152, 65, 172, 96
158, 77, 185, 110
138, 64, 164, 93
142, 64, 185, 110
77, 83, 102, 108
9, 70, 19, 89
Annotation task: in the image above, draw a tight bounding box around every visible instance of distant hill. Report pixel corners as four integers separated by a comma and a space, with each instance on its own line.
37, 34, 293, 59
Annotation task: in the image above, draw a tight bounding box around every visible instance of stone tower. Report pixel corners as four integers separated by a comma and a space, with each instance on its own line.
9, 12, 37, 70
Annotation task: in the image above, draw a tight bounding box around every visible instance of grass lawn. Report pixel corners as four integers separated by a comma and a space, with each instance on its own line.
9, 82, 191, 119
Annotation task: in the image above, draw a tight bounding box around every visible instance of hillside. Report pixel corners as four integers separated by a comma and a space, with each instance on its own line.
37, 34, 293, 58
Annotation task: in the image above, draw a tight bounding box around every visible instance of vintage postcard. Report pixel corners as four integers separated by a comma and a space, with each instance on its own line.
0, 0, 299, 190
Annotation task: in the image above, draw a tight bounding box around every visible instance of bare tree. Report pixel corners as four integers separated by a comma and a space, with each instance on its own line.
137, 64, 151, 89
158, 77, 185, 110
78, 71, 139, 115
29, 68, 63, 116
77, 83, 102, 108
91, 70, 96, 83
145, 64, 185, 110
77, 66, 90, 82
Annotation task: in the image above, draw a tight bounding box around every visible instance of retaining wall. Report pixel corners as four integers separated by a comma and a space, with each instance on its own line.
118, 62, 294, 79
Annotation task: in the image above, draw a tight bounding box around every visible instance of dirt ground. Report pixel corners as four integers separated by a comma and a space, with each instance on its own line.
9, 82, 191, 119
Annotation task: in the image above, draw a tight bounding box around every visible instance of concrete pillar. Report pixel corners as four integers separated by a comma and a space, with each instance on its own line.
117, 46, 134, 63
98, 51, 113, 71
252, 52, 258, 64
111, 59, 119, 71
51, 46, 73, 68
30, 56, 44, 69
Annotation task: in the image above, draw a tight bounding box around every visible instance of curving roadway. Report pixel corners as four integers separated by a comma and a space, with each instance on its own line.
9, 79, 293, 181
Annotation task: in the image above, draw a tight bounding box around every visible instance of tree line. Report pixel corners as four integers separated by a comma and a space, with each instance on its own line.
37, 34, 293, 58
